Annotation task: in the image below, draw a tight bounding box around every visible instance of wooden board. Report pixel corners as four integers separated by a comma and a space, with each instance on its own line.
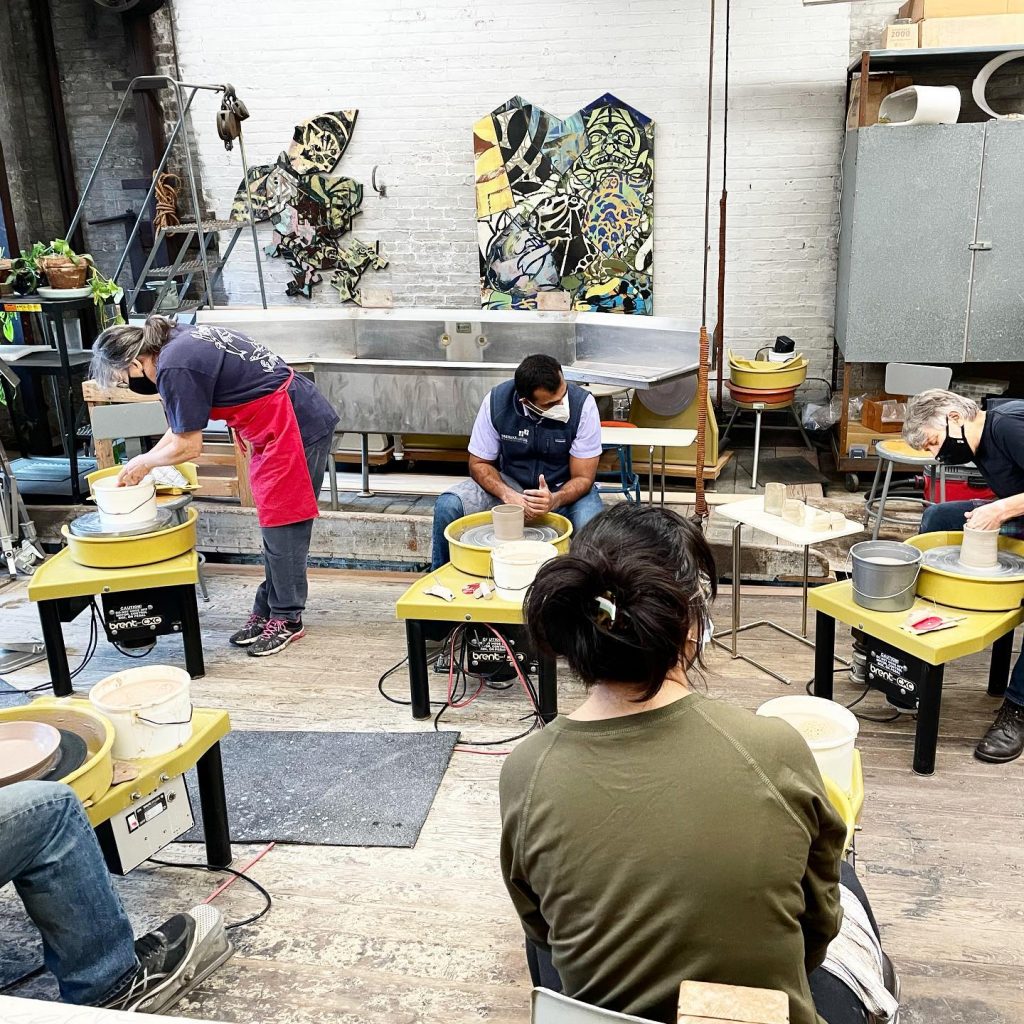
0, 571, 1020, 1023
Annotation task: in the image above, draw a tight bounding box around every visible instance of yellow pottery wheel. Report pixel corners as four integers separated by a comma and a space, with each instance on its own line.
445, 511, 572, 577
906, 531, 1024, 611
62, 507, 198, 569
0, 699, 114, 804
728, 352, 808, 391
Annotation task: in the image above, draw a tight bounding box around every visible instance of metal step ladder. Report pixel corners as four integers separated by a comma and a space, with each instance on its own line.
128, 218, 250, 313
67, 76, 266, 316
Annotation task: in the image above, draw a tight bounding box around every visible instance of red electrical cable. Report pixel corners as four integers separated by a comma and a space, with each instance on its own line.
202, 841, 275, 905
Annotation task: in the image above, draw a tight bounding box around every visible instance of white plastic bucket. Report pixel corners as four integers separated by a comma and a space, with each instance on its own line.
491, 540, 558, 601
756, 695, 859, 792
91, 475, 157, 531
89, 665, 193, 761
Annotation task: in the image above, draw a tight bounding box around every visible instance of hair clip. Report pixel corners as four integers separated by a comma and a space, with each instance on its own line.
595, 593, 617, 628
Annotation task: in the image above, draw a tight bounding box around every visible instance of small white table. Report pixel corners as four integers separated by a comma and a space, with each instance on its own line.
599, 426, 698, 506
712, 495, 864, 684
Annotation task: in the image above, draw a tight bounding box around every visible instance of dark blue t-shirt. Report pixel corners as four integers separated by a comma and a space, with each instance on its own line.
156, 324, 338, 447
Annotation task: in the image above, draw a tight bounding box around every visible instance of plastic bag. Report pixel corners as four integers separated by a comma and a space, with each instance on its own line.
802, 396, 843, 431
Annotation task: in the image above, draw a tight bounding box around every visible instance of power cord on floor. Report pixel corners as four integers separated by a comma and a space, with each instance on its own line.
377, 624, 545, 751
147, 858, 273, 930
804, 674, 906, 724
0, 602, 101, 699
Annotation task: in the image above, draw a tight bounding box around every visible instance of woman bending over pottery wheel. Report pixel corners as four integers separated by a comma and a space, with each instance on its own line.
90, 315, 339, 658
905, 388, 1024, 763
501, 504, 899, 1024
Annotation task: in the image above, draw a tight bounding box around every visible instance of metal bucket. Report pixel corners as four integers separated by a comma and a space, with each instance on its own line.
850, 540, 922, 612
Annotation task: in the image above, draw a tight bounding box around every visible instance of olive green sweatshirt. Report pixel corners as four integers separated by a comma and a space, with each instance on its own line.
499, 692, 846, 1024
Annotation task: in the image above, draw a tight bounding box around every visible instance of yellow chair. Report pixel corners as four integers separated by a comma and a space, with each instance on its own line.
822, 750, 864, 860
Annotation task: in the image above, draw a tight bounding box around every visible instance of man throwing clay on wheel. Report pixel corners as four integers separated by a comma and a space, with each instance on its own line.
904, 389, 1024, 763
430, 354, 604, 570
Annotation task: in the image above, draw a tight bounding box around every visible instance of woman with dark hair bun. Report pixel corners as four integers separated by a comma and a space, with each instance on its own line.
500, 504, 895, 1024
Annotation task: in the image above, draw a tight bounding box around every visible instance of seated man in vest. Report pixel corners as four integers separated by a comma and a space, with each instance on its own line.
431, 354, 604, 570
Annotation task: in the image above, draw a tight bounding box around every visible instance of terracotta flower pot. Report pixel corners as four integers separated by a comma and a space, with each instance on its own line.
0, 259, 13, 297
39, 255, 90, 290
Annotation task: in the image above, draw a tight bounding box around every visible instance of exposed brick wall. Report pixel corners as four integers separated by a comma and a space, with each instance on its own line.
166, 0, 855, 379
47, 0, 144, 286
0, 0, 65, 250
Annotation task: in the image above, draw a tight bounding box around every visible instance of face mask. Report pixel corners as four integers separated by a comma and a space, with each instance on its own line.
935, 417, 973, 465
127, 374, 159, 395
526, 393, 570, 423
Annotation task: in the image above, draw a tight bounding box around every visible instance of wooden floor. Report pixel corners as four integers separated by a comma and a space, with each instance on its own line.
2, 567, 1023, 1023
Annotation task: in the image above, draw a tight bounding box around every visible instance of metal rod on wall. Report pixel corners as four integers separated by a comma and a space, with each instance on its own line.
714, 0, 731, 412
695, 0, 718, 521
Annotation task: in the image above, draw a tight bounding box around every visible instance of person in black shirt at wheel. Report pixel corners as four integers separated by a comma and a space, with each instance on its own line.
904, 389, 1024, 764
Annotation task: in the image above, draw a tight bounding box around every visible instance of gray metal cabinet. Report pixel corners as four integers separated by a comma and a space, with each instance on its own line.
835, 123, 1024, 363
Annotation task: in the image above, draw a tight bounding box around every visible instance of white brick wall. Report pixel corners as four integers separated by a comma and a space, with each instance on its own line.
169, 0, 852, 376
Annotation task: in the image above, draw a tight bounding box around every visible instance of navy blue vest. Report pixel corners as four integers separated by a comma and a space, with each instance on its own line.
488, 379, 589, 491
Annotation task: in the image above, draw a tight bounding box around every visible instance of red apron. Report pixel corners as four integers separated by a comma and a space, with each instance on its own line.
210, 371, 320, 529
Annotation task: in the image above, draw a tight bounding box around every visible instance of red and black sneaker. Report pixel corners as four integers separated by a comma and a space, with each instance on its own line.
247, 617, 305, 657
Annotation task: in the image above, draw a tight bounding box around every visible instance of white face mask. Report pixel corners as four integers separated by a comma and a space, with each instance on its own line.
526, 393, 570, 423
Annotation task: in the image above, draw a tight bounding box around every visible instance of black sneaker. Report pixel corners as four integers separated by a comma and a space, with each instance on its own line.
248, 617, 305, 657
103, 905, 232, 1014
975, 700, 1024, 764
229, 613, 267, 647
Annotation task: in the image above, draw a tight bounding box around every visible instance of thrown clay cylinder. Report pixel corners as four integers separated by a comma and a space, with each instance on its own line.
960, 523, 999, 569
492, 504, 525, 541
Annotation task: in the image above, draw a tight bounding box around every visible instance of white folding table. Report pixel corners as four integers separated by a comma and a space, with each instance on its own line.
712, 495, 863, 685
599, 426, 697, 506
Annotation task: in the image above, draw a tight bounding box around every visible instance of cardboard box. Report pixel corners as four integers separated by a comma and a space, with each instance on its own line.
845, 422, 891, 458
862, 396, 907, 434
678, 981, 788, 1024
882, 21, 920, 48
900, 0, 1010, 19
920, 13, 1024, 47
847, 74, 913, 129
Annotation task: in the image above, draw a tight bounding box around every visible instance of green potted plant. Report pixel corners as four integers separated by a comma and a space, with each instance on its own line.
2, 239, 123, 324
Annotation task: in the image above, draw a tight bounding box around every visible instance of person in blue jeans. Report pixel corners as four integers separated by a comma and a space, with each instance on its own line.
904, 389, 1024, 763
431, 354, 604, 570
1, 781, 231, 1010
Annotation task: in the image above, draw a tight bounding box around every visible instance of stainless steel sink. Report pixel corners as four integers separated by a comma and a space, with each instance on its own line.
196, 307, 702, 434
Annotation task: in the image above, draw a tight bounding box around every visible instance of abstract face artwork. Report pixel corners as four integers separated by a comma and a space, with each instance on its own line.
474, 93, 654, 314
231, 110, 387, 302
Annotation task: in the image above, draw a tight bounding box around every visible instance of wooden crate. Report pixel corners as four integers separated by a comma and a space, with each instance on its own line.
81, 380, 253, 506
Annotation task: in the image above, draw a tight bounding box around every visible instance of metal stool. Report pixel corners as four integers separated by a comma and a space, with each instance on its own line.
866, 438, 946, 540
720, 398, 813, 490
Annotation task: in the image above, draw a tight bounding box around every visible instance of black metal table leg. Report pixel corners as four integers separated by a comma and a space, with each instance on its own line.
538, 651, 558, 723
988, 629, 1014, 698
196, 742, 232, 867
178, 583, 205, 679
812, 611, 836, 700
37, 599, 72, 697
913, 663, 944, 777
406, 620, 431, 720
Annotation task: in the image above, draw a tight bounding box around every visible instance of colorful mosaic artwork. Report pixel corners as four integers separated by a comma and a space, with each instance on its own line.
474, 93, 654, 314
231, 110, 387, 301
